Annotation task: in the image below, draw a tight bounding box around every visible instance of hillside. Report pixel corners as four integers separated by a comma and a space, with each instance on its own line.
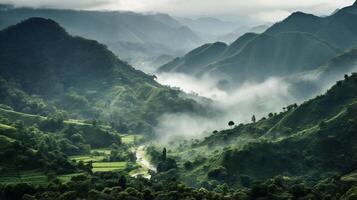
0, 6, 202, 64
0, 18, 203, 134
158, 32, 340, 84
154, 73, 357, 189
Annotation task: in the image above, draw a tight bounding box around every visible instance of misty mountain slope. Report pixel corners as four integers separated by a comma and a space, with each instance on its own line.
205, 32, 341, 82
158, 42, 228, 74
0, 6, 202, 63
159, 31, 341, 84
157, 33, 258, 74
282, 45, 357, 102
0, 17, 203, 134
177, 17, 240, 42
174, 73, 357, 186
221, 33, 259, 58
265, 1, 357, 50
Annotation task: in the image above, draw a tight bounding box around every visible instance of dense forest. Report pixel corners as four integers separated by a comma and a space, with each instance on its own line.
0, 1, 357, 200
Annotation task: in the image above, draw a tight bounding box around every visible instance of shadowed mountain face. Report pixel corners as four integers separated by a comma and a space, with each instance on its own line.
158, 32, 341, 83
0, 6, 202, 64
0, 18, 203, 134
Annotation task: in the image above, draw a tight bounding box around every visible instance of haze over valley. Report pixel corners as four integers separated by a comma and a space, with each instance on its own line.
0, 1, 357, 199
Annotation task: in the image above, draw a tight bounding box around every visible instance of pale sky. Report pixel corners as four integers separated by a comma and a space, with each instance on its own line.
1, 0, 355, 23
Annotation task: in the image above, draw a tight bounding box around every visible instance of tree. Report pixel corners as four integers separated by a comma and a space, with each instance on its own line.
252, 115, 256, 123
228, 121, 235, 127
344, 74, 349, 80
162, 147, 167, 161
268, 113, 274, 118
119, 175, 127, 189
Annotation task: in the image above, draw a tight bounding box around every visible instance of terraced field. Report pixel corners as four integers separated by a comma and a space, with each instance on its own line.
0, 170, 47, 186
92, 162, 127, 172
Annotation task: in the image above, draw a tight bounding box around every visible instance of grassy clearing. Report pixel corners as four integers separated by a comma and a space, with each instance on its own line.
92, 162, 127, 172
0, 170, 47, 186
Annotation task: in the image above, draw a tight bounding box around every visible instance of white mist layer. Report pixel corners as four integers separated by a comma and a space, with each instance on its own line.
155, 72, 298, 141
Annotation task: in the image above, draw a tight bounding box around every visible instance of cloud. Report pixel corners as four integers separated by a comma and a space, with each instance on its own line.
1, 0, 355, 23
255, 10, 291, 23
155, 73, 297, 141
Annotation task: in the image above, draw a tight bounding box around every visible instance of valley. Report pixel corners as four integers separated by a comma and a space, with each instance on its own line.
0, 1, 357, 200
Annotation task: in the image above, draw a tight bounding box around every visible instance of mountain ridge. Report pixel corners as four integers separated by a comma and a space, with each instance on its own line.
0, 17, 204, 134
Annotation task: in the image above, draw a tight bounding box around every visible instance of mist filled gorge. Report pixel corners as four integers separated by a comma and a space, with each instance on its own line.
0, 1, 357, 200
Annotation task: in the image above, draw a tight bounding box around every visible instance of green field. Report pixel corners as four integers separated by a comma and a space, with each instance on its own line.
92, 162, 127, 172
0, 170, 47, 186
69, 155, 106, 163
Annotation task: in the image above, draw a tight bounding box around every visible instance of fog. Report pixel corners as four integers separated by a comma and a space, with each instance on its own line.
3, 0, 354, 23
155, 73, 297, 141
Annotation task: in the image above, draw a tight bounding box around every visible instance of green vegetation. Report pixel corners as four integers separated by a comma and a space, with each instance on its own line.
0, 17, 204, 135
1, 4, 357, 199
148, 73, 357, 190
0, 170, 47, 186
92, 162, 127, 172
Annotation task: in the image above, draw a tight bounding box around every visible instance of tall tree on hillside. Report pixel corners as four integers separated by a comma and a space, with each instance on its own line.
252, 115, 256, 123
119, 175, 126, 189
162, 147, 167, 161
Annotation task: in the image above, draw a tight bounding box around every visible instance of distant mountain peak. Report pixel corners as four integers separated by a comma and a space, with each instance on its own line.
353, 0, 357, 6
4, 17, 67, 37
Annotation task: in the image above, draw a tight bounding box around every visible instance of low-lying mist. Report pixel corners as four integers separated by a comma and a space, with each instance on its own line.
155, 72, 299, 141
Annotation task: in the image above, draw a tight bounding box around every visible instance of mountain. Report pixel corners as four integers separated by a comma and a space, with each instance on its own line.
265, 3, 357, 50
158, 42, 229, 74
158, 2, 357, 86
177, 17, 240, 42
249, 24, 271, 33
217, 24, 270, 43
158, 32, 340, 84
164, 72, 357, 187
0, 6, 202, 67
0, 18, 203, 134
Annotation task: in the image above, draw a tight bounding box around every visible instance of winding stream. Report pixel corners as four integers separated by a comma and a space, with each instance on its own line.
131, 145, 156, 179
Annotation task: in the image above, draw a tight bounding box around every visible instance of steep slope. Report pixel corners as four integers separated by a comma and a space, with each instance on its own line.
265, 2, 357, 50
174, 73, 357, 186
0, 18, 203, 134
